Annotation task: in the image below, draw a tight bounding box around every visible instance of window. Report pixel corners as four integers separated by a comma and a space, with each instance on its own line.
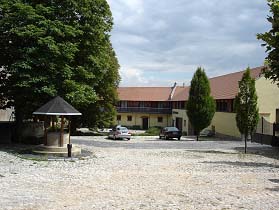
117, 115, 121, 121
127, 116, 132, 121
158, 117, 163, 123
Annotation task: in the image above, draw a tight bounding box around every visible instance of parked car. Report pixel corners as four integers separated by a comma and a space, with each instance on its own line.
199, 129, 215, 137
159, 127, 182, 140
108, 126, 131, 140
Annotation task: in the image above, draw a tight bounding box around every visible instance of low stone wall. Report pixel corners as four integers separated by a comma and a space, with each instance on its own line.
21, 122, 44, 138
0, 122, 14, 144
47, 132, 69, 146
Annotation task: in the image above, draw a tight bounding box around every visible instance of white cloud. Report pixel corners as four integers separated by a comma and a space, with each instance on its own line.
107, 0, 269, 87
119, 67, 148, 86
113, 33, 149, 45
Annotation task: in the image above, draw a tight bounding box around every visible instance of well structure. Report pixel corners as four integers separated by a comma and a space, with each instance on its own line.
32, 96, 82, 157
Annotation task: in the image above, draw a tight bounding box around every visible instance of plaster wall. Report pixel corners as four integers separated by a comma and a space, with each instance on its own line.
209, 112, 241, 138
256, 77, 279, 123
115, 113, 171, 129
172, 109, 189, 133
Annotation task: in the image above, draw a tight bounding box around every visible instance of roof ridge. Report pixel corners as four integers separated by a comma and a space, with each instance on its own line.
209, 66, 263, 80
118, 86, 171, 88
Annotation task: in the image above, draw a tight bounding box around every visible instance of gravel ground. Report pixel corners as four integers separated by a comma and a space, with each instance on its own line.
0, 136, 279, 210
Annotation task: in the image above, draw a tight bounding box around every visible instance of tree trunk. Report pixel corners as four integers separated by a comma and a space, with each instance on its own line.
70, 118, 78, 135
14, 108, 24, 143
244, 134, 247, 154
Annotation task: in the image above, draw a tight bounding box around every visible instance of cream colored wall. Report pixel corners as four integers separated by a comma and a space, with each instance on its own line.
256, 77, 279, 124
172, 109, 188, 133
209, 112, 241, 138
209, 77, 279, 138
115, 113, 172, 129
171, 109, 240, 137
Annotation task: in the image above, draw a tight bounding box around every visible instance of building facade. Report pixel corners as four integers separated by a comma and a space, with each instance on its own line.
116, 66, 279, 138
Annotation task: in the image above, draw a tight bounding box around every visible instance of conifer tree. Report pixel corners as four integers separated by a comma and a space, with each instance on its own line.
234, 68, 259, 153
187, 67, 216, 141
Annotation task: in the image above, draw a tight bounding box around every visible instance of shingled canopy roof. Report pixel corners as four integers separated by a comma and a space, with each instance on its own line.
33, 96, 81, 116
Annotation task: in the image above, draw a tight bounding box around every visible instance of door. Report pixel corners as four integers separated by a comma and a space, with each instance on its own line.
142, 117, 149, 130
175, 117, 183, 131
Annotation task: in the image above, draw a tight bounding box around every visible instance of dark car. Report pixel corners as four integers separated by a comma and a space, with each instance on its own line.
159, 127, 182, 140
199, 129, 215, 137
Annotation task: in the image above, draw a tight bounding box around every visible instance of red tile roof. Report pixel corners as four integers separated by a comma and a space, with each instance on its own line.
117, 87, 172, 101
117, 66, 264, 101
209, 66, 263, 99
171, 86, 189, 101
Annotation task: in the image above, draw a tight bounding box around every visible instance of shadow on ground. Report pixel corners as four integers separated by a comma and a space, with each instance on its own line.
0, 144, 94, 161
266, 187, 279, 192
233, 146, 279, 160
202, 160, 279, 168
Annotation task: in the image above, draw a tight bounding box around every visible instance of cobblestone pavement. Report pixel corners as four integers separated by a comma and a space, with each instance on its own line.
0, 136, 279, 210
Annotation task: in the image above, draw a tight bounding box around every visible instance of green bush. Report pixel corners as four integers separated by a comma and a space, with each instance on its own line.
134, 127, 161, 136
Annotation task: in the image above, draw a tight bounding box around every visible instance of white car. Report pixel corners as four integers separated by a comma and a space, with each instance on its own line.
108, 126, 131, 140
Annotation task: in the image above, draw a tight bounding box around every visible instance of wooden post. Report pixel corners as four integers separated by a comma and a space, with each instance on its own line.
60, 116, 64, 147
261, 117, 264, 145
44, 115, 48, 146
68, 119, 71, 145
52, 116, 55, 131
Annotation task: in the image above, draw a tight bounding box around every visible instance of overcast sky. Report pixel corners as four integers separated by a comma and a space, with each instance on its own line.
107, 0, 270, 87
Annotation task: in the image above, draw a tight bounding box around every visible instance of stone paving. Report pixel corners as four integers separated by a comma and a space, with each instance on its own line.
0, 136, 279, 210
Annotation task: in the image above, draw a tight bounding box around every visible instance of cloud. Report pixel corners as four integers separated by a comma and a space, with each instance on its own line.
108, 0, 269, 86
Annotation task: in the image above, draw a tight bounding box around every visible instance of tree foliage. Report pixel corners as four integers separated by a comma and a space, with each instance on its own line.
257, 0, 279, 86
0, 0, 120, 128
186, 67, 216, 140
234, 68, 259, 153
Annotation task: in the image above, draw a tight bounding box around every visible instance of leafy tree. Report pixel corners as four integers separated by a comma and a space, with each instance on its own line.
0, 0, 120, 132
187, 67, 216, 141
234, 68, 259, 153
257, 0, 279, 86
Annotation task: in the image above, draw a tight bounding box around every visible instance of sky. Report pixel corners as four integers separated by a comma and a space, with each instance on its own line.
107, 0, 270, 87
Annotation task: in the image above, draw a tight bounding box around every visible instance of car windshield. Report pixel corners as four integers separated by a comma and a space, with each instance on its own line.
166, 127, 179, 131
119, 127, 128, 131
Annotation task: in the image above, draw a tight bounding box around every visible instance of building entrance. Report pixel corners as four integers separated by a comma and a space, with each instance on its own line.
142, 117, 149, 130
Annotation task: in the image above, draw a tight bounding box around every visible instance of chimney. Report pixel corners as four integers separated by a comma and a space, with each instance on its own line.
169, 82, 177, 100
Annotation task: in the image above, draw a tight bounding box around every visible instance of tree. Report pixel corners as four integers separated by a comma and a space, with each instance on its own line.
234, 68, 259, 153
186, 67, 216, 141
257, 0, 279, 86
0, 0, 120, 132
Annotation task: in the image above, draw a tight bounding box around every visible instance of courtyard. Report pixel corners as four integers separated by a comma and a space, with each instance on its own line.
0, 136, 279, 210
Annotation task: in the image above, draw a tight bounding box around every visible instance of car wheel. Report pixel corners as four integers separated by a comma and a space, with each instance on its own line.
165, 135, 169, 140
159, 136, 162, 139
178, 137, 181, 140
127, 138, 130, 141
